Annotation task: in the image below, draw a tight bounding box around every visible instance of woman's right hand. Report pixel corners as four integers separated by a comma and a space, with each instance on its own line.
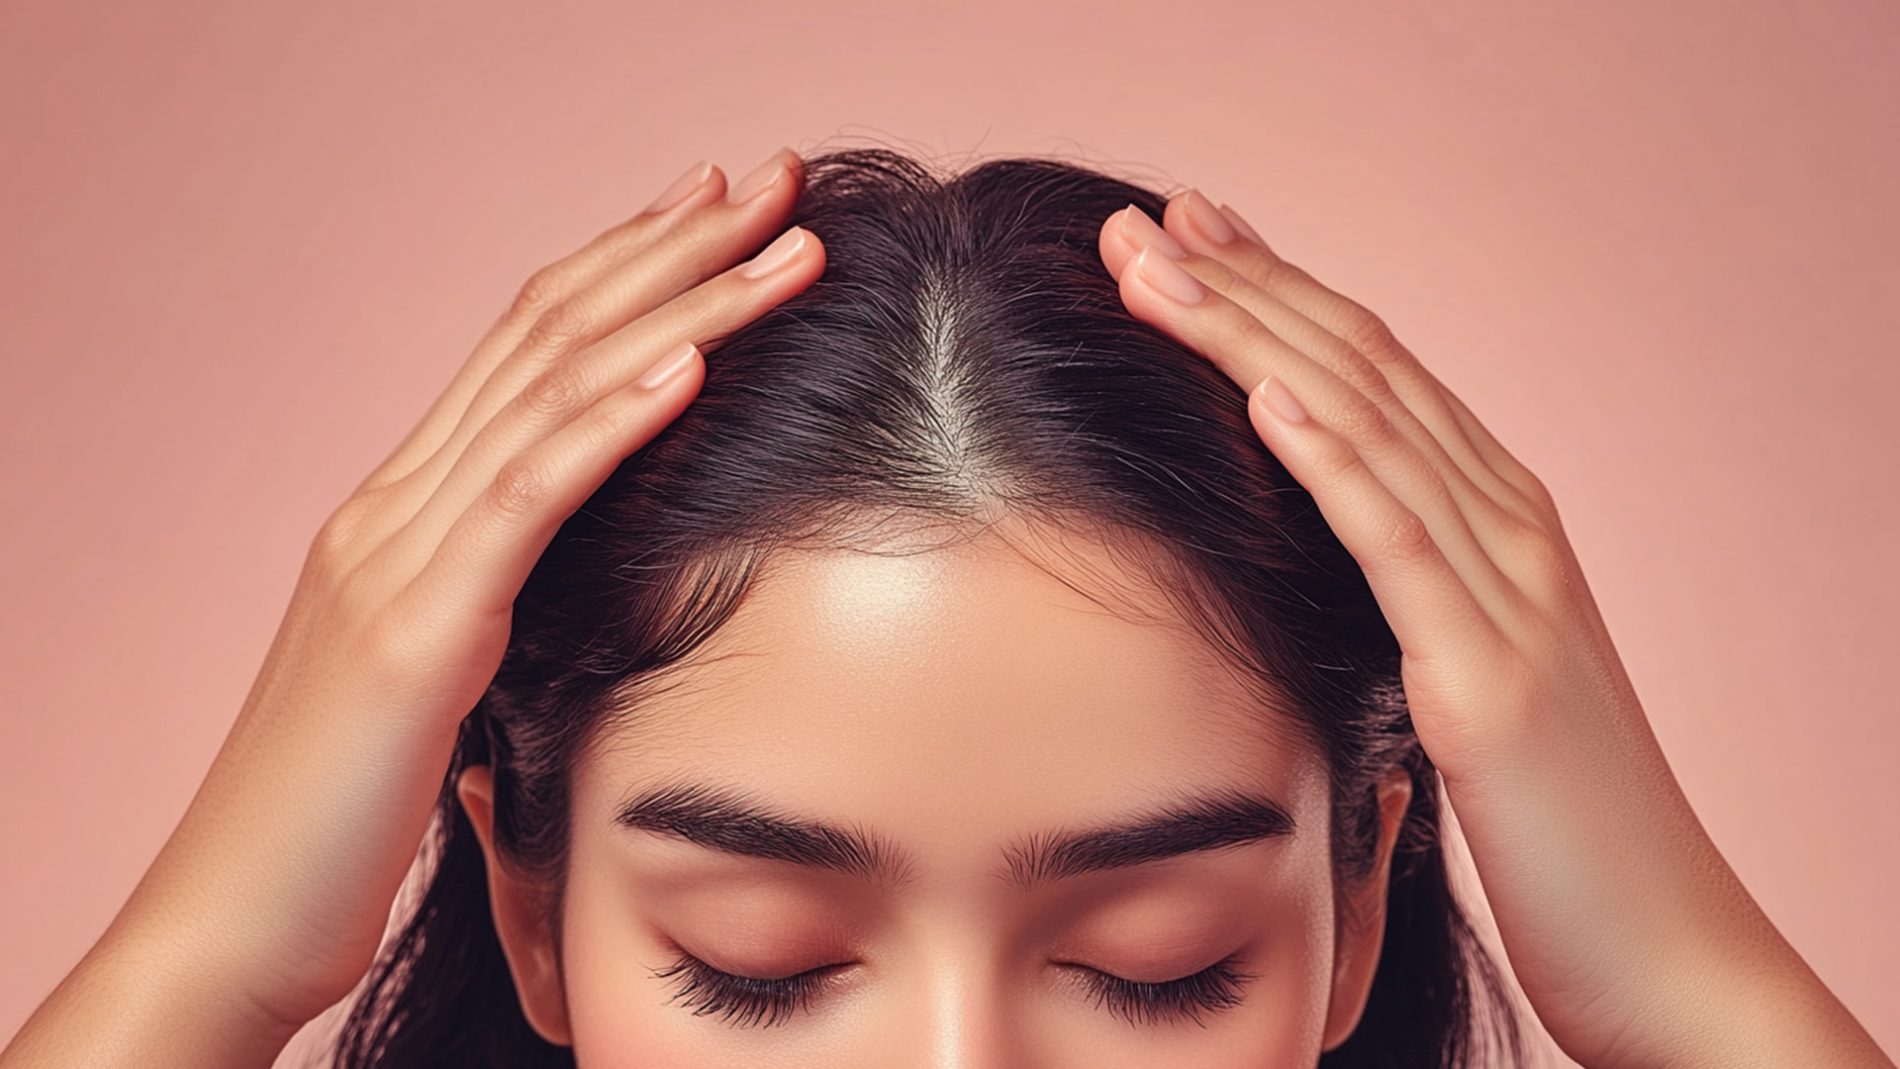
1, 147, 823, 1068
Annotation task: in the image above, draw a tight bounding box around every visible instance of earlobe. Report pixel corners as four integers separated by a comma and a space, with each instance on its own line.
456, 765, 573, 1047
1319, 766, 1415, 1052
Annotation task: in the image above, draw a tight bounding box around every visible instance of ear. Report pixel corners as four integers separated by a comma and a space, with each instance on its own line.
457, 764, 573, 1046
1319, 765, 1414, 1052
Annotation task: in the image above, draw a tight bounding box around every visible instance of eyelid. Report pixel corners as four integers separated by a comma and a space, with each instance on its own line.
652, 946, 1259, 1032
651, 950, 852, 1028
1052, 949, 1239, 985
1064, 953, 1258, 1027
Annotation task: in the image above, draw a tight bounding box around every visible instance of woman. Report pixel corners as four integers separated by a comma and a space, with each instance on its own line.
2, 146, 1889, 1068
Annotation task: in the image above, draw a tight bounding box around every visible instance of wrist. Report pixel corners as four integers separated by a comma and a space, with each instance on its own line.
1596, 930, 1895, 1069
1, 929, 303, 1069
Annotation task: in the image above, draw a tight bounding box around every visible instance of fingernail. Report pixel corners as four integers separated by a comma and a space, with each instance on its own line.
1118, 204, 1187, 259
729, 148, 792, 204
1181, 189, 1237, 244
1218, 203, 1267, 246
643, 159, 712, 214
1133, 246, 1206, 305
637, 341, 699, 390
1255, 376, 1308, 423
740, 227, 808, 279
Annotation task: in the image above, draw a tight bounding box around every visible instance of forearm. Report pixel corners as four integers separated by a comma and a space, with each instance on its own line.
1627, 930, 1895, 1069
1443, 720, 1893, 1069
1, 921, 302, 1069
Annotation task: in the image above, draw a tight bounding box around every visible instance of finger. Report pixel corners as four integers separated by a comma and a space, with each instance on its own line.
401, 343, 705, 625
1217, 203, 1268, 250
1116, 199, 1528, 546
1149, 192, 1533, 522
384, 224, 822, 573
1245, 375, 1506, 666
1112, 239, 1522, 623
354, 157, 730, 496
384, 149, 804, 513
1418, 362, 1561, 523
1156, 195, 1547, 523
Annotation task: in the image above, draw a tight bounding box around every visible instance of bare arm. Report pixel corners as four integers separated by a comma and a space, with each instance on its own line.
1096, 189, 1895, 1068
3, 920, 299, 1068
2, 147, 821, 1067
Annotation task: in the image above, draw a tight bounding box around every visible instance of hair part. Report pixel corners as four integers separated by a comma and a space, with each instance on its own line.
331, 145, 1527, 1067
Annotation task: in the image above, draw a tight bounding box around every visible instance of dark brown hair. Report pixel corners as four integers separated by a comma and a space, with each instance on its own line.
331, 145, 1526, 1067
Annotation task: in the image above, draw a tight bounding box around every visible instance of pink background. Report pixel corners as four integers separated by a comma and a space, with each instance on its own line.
2, 2, 1895, 1063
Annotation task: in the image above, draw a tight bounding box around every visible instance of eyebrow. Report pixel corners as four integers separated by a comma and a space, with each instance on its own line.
612, 782, 1296, 892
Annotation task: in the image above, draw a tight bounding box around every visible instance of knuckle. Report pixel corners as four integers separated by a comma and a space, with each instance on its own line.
1334, 395, 1401, 449
1375, 508, 1437, 566
507, 266, 568, 326
522, 300, 595, 354
585, 387, 650, 442
1518, 468, 1561, 517
517, 364, 594, 422
1331, 345, 1401, 408
309, 497, 376, 569
486, 456, 553, 521
331, 557, 392, 622
1342, 306, 1403, 362
1310, 436, 1370, 486
1512, 525, 1579, 598
1490, 508, 1547, 556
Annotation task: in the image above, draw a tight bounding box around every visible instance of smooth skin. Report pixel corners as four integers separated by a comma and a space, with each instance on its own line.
1101, 194, 1896, 1068
0, 149, 1890, 1067
458, 518, 1400, 1066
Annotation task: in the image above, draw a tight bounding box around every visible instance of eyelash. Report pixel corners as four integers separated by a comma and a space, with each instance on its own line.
651, 951, 1257, 1030
651, 954, 843, 1028
1076, 954, 1257, 1028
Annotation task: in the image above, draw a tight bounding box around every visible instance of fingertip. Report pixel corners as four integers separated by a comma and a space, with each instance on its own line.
1169, 189, 1240, 249
1097, 206, 1137, 278
1160, 193, 1197, 247
1217, 202, 1269, 249
1246, 378, 1277, 437
1255, 374, 1310, 425
699, 163, 731, 205
635, 341, 702, 391
1114, 243, 1154, 310
772, 225, 827, 291
1247, 378, 1310, 456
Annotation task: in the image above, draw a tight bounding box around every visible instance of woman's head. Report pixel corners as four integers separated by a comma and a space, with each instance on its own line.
334, 147, 1524, 1067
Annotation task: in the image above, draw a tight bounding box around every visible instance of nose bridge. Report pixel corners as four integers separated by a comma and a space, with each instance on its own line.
899, 932, 1035, 1069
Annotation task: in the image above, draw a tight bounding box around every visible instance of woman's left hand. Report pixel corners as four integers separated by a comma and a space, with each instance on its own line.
1096, 192, 1894, 1069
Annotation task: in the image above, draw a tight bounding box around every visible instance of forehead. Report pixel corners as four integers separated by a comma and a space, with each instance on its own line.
576, 519, 1326, 841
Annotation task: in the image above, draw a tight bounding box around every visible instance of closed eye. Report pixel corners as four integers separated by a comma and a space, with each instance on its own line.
650, 949, 1258, 1030
1062, 954, 1258, 1028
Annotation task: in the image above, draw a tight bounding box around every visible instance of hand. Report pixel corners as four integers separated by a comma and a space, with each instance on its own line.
2, 148, 824, 1067
1095, 193, 1894, 1069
